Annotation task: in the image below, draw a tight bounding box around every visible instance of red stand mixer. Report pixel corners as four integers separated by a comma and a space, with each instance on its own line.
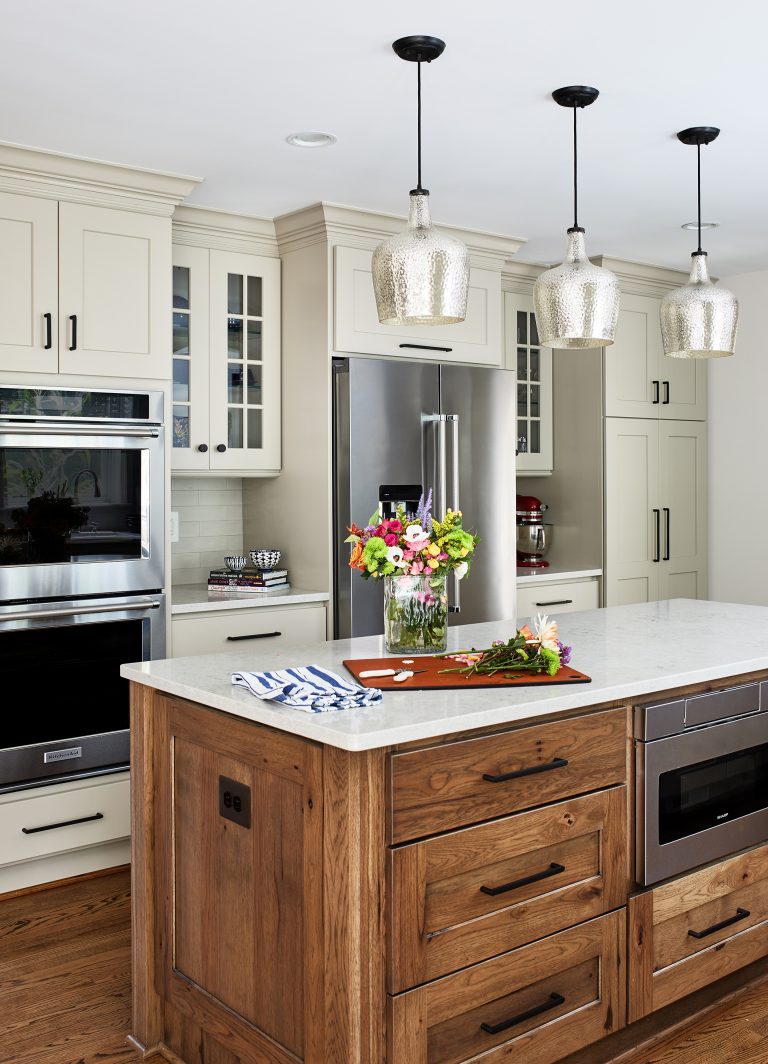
516, 494, 553, 567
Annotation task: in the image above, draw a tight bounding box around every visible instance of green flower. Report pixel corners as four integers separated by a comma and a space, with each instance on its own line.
539, 647, 560, 676
362, 536, 388, 573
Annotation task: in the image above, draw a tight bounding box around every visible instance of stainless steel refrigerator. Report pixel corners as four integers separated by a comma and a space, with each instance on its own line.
333, 356, 517, 638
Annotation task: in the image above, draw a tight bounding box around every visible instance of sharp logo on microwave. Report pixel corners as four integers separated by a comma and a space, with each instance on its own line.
43, 747, 83, 764
716, 812, 729, 820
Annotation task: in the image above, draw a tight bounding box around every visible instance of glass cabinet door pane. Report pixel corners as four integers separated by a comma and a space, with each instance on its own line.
227, 363, 243, 403
227, 318, 243, 358
173, 359, 189, 402
529, 349, 540, 381
529, 384, 540, 417
517, 421, 528, 453
530, 421, 540, 453
517, 348, 528, 381
173, 266, 190, 309
517, 383, 527, 417
247, 276, 262, 318
246, 365, 262, 404
247, 321, 262, 361
173, 313, 189, 355
173, 406, 190, 449
227, 274, 243, 315
517, 310, 527, 345
247, 409, 262, 449
530, 312, 539, 346
228, 408, 243, 448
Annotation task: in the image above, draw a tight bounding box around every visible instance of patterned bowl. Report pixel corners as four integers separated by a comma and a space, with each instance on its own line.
224, 555, 247, 571
249, 548, 281, 571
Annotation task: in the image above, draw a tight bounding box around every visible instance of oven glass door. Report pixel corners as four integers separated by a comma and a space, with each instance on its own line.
659, 741, 768, 843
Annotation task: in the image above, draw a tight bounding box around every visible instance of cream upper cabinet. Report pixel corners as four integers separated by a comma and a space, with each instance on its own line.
58, 203, 170, 378
504, 292, 553, 475
604, 293, 706, 420
333, 245, 502, 366
171, 243, 281, 475
0, 192, 58, 374
604, 417, 707, 606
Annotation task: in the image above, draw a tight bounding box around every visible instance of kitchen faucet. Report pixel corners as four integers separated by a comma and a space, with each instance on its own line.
72, 468, 102, 500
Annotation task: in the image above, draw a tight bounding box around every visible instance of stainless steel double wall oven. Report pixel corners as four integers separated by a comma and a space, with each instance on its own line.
0, 386, 166, 791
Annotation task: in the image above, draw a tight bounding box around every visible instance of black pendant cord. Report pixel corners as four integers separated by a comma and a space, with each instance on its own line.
573, 105, 579, 231
416, 58, 423, 193
696, 140, 703, 254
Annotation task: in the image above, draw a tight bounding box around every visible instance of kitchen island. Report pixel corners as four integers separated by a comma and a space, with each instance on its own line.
123, 600, 768, 1064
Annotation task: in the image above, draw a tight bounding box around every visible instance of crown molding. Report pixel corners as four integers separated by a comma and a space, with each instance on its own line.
172, 204, 279, 256
275, 201, 526, 268
501, 259, 546, 295
591, 255, 691, 297
0, 141, 201, 217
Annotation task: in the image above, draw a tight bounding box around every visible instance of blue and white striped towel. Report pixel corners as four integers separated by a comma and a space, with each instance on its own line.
231, 665, 383, 712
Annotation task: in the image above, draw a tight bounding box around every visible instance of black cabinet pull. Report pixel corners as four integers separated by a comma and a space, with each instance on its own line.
534, 599, 573, 607
197, 444, 209, 453
652, 508, 660, 562
43, 312, 52, 350
483, 757, 568, 784
480, 862, 565, 897
398, 343, 453, 353
226, 631, 281, 641
22, 812, 103, 835
663, 507, 671, 561
652, 380, 660, 404
688, 907, 750, 940
663, 380, 670, 404
480, 992, 565, 1036
216, 444, 227, 453
69, 314, 77, 351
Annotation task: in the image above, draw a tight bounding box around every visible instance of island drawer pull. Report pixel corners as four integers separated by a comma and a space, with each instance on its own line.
22, 812, 104, 834
483, 757, 568, 784
480, 862, 565, 897
534, 599, 573, 607
480, 992, 565, 1035
398, 343, 453, 353
226, 631, 282, 641
688, 907, 750, 939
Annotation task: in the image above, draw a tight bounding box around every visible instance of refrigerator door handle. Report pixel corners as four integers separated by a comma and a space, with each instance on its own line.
446, 413, 461, 614
425, 412, 460, 611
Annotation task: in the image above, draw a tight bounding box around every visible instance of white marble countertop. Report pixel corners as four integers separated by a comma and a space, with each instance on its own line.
171, 584, 330, 615
122, 600, 768, 752
516, 566, 602, 584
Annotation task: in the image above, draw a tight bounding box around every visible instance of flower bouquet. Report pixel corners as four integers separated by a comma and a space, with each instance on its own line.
345, 490, 478, 653
441, 614, 572, 678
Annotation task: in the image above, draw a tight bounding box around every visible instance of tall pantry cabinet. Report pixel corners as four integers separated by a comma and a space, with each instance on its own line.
601, 270, 708, 605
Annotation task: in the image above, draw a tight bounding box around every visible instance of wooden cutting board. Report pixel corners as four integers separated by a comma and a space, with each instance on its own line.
343, 655, 591, 690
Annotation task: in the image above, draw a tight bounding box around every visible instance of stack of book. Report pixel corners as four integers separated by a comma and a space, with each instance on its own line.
208, 567, 290, 593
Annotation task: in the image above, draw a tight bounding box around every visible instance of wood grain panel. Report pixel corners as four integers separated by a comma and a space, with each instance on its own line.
390, 708, 627, 842
389, 787, 628, 991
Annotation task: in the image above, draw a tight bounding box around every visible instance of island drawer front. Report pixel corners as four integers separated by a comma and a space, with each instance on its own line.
629, 842, 768, 1021
388, 909, 625, 1064
171, 604, 327, 657
389, 708, 627, 843
389, 786, 628, 993
0, 775, 130, 867
516, 578, 600, 619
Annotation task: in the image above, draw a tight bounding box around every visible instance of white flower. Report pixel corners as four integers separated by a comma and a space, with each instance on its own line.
386, 545, 406, 567
455, 560, 469, 580
532, 612, 559, 651
404, 523, 427, 545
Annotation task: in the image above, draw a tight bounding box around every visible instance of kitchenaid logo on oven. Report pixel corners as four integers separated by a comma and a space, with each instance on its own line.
43, 747, 83, 764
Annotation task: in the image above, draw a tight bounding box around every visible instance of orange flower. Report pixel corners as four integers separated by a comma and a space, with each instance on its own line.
519, 624, 533, 640
349, 542, 365, 570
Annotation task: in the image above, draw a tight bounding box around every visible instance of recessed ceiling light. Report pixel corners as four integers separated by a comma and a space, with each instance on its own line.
681, 221, 719, 231
286, 131, 337, 148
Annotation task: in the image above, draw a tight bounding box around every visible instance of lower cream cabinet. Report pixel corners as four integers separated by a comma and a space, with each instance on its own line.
516, 576, 600, 620
0, 772, 130, 893
171, 602, 327, 657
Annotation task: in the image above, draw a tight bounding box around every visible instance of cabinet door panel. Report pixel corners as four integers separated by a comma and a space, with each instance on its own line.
171, 245, 210, 470
604, 295, 659, 417
505, 292, 553, 474
58, 203, 170, 378
659, 421, 707, 599
0, 192, 58, 373
604, 418, 660, 605
661, 355, 707, 420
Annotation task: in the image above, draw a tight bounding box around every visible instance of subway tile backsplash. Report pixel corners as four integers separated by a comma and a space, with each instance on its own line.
171, 476, 244, 586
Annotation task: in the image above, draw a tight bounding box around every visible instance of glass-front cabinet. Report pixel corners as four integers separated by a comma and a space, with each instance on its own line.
170, 243, 281, 474
504, 292, 553, 476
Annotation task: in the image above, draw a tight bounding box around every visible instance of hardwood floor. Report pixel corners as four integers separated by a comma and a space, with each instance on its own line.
4, 867, 768, 1064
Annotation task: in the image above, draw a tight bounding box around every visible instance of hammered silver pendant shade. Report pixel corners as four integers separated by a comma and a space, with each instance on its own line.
372, 192, 469, 325
534, 228, 620, 348
661, 253, 738, 359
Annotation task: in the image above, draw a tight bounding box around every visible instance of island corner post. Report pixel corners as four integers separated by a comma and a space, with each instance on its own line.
129, 681, 388, 1064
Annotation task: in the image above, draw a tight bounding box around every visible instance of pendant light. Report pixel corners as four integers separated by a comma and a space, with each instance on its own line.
533, 86, 619, 348
372, 36, 469, 326
660, 127, 738, 359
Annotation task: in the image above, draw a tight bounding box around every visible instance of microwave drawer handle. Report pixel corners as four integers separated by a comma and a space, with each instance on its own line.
0, 422, 161, 438
226, 631, 282, 641
534, 599, 573, 607
22, 812, 104, 835
688, 907, 751, 939
483, 757, 568, 784
3, 600, 161, 623
480, 862, 565, 897
480, 992, 565, 1036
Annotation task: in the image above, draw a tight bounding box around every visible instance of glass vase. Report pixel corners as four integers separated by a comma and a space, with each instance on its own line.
383, 573, 448, 655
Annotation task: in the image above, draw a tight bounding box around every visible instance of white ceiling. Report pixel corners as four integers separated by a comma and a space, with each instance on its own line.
3, 0, 767, 275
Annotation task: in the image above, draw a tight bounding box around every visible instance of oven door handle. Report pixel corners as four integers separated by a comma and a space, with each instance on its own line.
0, 421, 162, 438
2, 601, 162, 623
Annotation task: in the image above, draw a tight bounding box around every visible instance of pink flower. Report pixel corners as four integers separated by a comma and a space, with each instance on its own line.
438, 552, 449, 561
410, 560, 424, 574
384, 533, 398, 546
376, 523, 388, 537
388, 519, 403, 532
403, 549, 414, 561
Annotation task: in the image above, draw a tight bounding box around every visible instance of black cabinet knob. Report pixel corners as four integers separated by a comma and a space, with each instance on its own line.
216, 444, 227, 453
197, 443, 209, 453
